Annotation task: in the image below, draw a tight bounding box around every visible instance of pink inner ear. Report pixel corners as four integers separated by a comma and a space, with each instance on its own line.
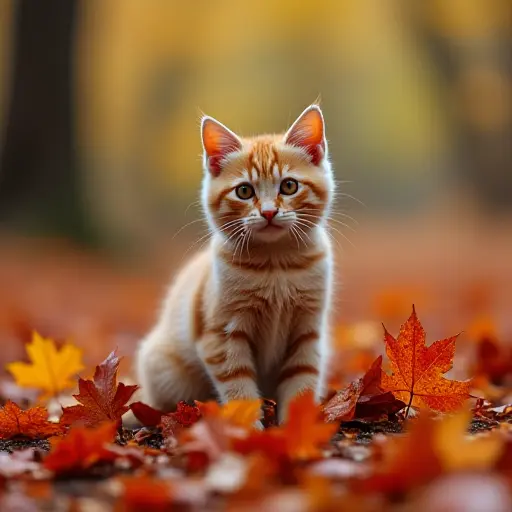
207, 155, 224, 177
308, 144, 325, 166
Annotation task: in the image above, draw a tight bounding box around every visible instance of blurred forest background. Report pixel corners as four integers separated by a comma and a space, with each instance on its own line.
0, 0, 510, 374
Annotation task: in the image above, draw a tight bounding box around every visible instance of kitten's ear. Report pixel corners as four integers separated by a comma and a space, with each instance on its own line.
201, 116, 242, 176
284, 105, 326, 165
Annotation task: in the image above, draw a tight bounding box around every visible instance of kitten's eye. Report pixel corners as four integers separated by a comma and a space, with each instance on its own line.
280, 178, 299, 195
235, 183, 255, 200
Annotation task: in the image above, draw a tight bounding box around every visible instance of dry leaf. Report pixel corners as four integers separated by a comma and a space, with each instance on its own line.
6, 332, 84, 401
324, 356, 405, 422
381, 306, 471, 413
60, 350, 138, 428
0, 401, 64, 439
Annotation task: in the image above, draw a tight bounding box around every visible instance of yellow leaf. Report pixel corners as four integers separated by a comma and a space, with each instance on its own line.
220, 399, 263, 428
6, 332, 84, 401
199, 399, 263, 429
433, 406, 504, 472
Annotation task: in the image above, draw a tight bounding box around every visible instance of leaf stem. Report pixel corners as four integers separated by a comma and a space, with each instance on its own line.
405, 393, 414, 418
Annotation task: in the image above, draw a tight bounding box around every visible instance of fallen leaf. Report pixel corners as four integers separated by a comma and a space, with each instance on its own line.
381, 306, 471, 413
60, 350, 138, 428
473, 335, 512, 386
117, 475, 174, 511
433, 407, 504, 472
6, 332, 84, 401
361, 414, 441, 493
44, 421, 117, 474
362, 407, 503, 494
171, 401, 202, 427
324, 356, 405, 422
198, 399, 262, 429
0, 401, 64, 439
129, 402, 164, 427
159, 401, 202, 448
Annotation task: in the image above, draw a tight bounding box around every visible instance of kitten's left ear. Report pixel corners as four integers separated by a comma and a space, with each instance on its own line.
284, 105, 326, 166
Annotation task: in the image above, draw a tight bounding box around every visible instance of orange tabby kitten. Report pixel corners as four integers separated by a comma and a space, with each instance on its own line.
136, 105, 335, 422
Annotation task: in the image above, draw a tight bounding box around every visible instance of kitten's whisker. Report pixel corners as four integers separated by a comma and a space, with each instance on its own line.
218, 219, 245, 234
336, 192, 366, 208
299, 212, 357, 233
289, 226, 301, 250
294, 223, 313, 245
184, 199, 202, 215
232, 232, 246, 265
298, 208, 359, 225
291, 225, 308, 247
244, 230, 252, 261
172, 218, 207, 240
223, 225, 246, 247
182, 230, 214, 258
326, 224, 356, 248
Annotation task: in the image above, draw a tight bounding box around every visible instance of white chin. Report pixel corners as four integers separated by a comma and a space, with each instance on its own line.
253, 225, 288, 242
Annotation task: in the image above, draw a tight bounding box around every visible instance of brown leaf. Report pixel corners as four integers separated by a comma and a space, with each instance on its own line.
473, 335, 512, 386
0, 401, 64, 439
381, 306, 471, 413
60, 351, 138, 428
323, 357, 405, 422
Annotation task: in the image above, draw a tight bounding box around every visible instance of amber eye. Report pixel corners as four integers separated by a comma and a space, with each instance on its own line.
235, 183, 255, 200
280, 178, 299, 195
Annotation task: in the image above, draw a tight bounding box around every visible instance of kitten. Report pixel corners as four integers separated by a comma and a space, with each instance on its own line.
136, 104, 335, 423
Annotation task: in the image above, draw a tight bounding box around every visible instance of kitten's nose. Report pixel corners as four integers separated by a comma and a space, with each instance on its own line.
261, 209, 278, 223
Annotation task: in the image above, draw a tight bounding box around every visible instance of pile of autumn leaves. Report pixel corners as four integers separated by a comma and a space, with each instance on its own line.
1, 306, 511, 509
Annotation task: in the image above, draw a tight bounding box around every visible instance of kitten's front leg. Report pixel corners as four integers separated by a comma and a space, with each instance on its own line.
277, 314, 328, 423
197, 328, 260, 403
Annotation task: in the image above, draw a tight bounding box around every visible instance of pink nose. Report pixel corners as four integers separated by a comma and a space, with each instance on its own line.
261, 209, 278, 223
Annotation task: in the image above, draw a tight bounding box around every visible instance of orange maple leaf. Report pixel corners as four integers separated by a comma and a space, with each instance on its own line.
44, 421, 117, 474
381, 306, 471, 413
0, 400, 64, 440
281, 391, 338, 460
60, 351, 138, 428
233, 392, 336, 462
198, 399, 262, 429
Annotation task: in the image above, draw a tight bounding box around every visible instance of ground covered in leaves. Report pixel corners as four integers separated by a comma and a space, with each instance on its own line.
0, 302, 511, 512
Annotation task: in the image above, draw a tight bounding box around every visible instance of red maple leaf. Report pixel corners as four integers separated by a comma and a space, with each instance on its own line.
381, 306, 471, 413
323, 356, 405, 422
0, 401, 64, 440
130, 400, 201, 431
60, 351, 138, 428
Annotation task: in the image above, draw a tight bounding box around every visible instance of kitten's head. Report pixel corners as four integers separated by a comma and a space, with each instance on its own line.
201, 105, 334, 245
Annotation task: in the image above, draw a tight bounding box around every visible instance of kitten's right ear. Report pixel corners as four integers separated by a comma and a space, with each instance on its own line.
201, 116, 242, 176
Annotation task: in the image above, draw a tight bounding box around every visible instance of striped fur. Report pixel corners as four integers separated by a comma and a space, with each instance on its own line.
136, 105, 335, 422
